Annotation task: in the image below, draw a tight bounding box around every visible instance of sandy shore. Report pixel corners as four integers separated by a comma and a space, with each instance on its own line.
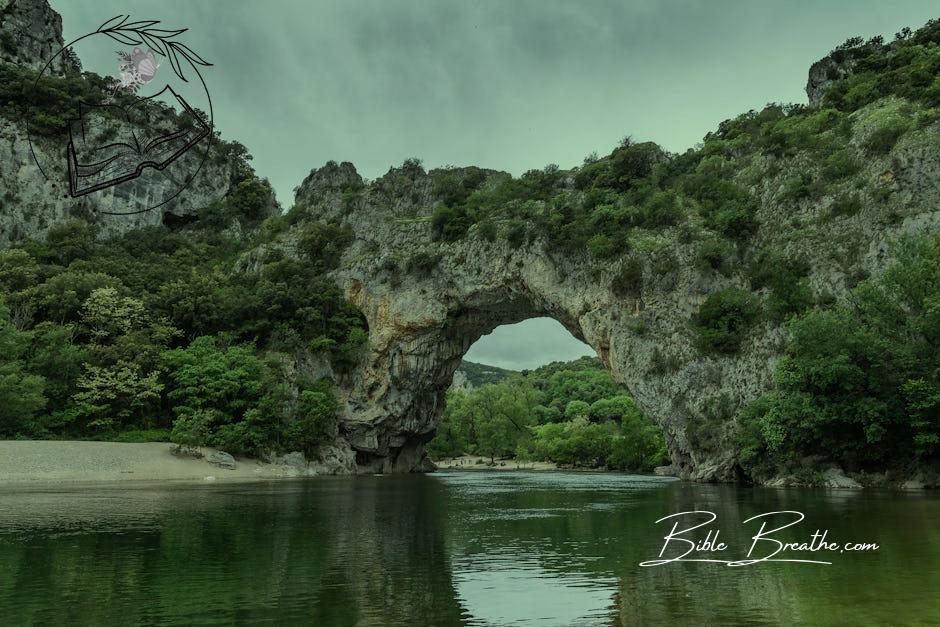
0, 441, 287, 484
433, 455, 559, 471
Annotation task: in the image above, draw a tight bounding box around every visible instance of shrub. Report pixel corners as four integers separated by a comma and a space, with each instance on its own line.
693, 288, 760, 354
821, 150, 860, 181
641, 191, 683, 227
283, 382, 339, 455
431, 205, 470, 241
748, 250, 813, 321
609, 141, 664, 190
406, 251, 440, 277
828, 193, 863, 218
779, 172, 824, 203
683, 174, 757, 239
612, 258, 643, 297
296, 221, 354, 271
587, 234, 616, 258
228, 177, 273, 222
697, 238, 735, 275
736, 235, 940, 478
863, 118, 911, 154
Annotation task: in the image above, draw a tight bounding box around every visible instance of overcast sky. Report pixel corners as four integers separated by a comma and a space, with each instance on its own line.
54, 0, 937, 369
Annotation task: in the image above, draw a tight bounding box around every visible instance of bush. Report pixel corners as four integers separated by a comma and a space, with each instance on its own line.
641, 191, 683, 227
863, 118, 911, 154
609, 141, 664, 190
693, 288, 760, 354
406, 251, 440, 277
431, 205, 471, 241
612, 258, 643, 297
748, 250, 813, 322
697, 238, 736, 275
821, 150, 860, 181
828, 193, 863, 218
228, 177, 273, 222
283, 382, 339, 456
296, 221, 354, 271
683, 174, 757, 239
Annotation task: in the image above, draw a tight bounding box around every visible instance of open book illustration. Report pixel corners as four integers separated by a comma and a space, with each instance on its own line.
66, 86, 210, 197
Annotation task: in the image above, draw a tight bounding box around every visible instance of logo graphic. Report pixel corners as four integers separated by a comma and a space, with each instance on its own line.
66, 86, 210, 197
117, 47, 160, 92
26, 15, 215, 215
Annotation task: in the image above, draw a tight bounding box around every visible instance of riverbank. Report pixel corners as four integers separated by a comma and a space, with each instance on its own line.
433, 455, 559, 471
0, 441, 286, 484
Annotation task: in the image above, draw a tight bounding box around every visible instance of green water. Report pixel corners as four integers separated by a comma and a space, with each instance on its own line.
0, 472, 937, 625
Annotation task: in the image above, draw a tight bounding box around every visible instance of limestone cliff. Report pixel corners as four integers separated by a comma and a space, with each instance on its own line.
282, 97, 940, 482
0, 0, 275, 248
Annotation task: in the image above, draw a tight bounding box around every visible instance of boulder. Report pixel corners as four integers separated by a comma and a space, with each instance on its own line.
654, 465, 677, 477
206, 451, 236, 470
822, 467, 862, 489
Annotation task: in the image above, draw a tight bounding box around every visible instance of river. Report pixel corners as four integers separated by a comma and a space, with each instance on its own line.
0, 472, 937, 625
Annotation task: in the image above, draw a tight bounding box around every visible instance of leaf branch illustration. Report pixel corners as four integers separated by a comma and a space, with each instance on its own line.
96, 15, 212, 82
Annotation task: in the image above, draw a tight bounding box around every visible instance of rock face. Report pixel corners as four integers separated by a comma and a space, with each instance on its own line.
806, 54, 856, 108
0, 0, 272, 248
290, 103, 940, 480
0, 0, 64, 71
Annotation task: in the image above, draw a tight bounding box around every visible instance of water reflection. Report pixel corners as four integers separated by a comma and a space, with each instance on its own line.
0, 473, 937, 625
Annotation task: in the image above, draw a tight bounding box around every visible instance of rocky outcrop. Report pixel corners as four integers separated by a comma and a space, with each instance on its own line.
806, 54, 857, 108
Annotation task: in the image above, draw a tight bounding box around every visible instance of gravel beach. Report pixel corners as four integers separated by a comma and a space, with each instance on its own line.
0, 441, 285, 483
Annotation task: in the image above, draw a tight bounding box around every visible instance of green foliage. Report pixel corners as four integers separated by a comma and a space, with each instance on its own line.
748, 250, 813, 322
283, 381, 339, 456
823, 24, 940, 111
429, 356, 668, 471
828, 193, 863, 218
821, 149, 860, 181
682, 172, 757, 239
296, 221, 354, 271
406, 251, 441, 277
161, 335, 284, 456
0, 213, 366, 453
611, 257, 643, 297
693, 288, 760, 354
737, 235, 940, 478
227, 177, 273, 223
0, 299, 46, 437
609, 141, 664, 191
697, 238, 736, 275
862, 118, 912, 154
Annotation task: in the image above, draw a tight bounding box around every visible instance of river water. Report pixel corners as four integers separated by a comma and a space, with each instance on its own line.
0, 471, 937, 625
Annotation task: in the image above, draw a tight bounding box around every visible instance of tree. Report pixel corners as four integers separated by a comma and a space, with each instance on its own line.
589, 395, 642, 423
564, 399, 590, 420
284, 384, 339, 455
72, 362, 163, 430
160, 335, 284, 456
693, 288, 760, 354
470, 383, 538, 462
737, 235, 940, 477
0, 299, 45, 436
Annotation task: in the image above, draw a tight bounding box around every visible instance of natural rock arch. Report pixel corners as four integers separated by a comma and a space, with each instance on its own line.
282, 136, 939, 481
288, 161, 786, 481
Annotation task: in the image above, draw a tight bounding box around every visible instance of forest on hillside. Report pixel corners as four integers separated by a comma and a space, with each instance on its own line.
430, 357, 670, 471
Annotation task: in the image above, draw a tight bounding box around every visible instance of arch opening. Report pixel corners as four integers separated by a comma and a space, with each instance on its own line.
344, 308, 670, 475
